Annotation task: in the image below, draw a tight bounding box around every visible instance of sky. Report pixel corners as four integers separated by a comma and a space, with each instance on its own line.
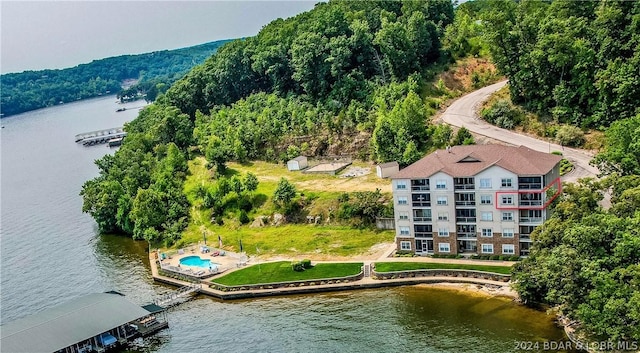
0, 1, 318, 74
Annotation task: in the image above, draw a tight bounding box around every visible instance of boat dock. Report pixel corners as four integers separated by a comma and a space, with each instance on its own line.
0, 292, 169, 353
75, 127, 126, 146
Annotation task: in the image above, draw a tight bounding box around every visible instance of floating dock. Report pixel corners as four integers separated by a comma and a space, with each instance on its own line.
75, 127, 126, 146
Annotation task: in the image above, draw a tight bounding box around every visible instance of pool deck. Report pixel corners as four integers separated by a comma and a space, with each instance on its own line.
150, 246, 517, 300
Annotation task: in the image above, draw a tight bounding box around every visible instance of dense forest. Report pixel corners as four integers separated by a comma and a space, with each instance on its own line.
0, 39, 231, 117
481, 0, 640, 128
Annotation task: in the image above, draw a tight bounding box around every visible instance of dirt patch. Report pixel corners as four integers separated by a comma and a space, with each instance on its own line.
438, 57, 499, 93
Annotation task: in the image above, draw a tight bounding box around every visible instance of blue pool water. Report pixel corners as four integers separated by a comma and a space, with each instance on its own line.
179, 256, 219, 269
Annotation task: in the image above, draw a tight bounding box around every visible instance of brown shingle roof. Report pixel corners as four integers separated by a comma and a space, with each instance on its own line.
393, 145, 562, 179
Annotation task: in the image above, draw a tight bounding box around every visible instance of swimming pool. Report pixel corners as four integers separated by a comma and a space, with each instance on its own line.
179, 256, 219, 269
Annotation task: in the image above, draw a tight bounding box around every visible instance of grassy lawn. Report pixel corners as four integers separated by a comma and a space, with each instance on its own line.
180, 221, 393, 257
213, 261, 363, 286
374, 262, 513, 275
177, 156, 395, 257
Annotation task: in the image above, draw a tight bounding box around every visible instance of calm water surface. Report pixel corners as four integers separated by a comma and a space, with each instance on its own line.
0, 97, 576, 352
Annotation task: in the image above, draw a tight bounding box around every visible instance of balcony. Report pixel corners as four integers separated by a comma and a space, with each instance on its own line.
414, 217, 432, 222
519, 217, 543, 223
518, 177, 543, 190
455, 200, 476, 207
518, 183, 542, 190
412, 194, 431, 207
454, 177, 475, 190
457, 233, 477, 239
456, 217, 477, 223
415, 232, 433, 238
520, 234, 532, 242
411, 179, 430, 191
519, 200, 543, 207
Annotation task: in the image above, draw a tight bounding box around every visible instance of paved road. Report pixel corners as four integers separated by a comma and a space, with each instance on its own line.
440, 80, 600, 183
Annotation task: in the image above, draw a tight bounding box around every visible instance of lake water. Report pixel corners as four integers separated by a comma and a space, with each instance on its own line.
0, 97, 577, 352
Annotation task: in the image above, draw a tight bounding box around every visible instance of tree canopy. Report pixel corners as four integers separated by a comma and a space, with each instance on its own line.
482, 0, 640, 128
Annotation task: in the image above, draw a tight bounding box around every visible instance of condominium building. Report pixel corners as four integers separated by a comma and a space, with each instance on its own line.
392, 145, 562, 257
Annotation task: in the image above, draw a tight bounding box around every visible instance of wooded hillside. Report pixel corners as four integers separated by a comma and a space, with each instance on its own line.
0, 39, 230, 117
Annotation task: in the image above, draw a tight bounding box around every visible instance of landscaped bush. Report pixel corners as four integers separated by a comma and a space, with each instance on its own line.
301, 259, 312, 269
490, 255, 501, 260
508, 256, 520, 261
292, 261, 305, 272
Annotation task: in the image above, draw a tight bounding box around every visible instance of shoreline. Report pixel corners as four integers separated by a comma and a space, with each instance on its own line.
149, 250, 517, 302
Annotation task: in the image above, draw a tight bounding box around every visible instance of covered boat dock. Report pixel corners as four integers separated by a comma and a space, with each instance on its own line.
0, 291, 167, 353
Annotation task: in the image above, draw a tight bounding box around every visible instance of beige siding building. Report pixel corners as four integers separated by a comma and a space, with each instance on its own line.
392, 145, 562, 257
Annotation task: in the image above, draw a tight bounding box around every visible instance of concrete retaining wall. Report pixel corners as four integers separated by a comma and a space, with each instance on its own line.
372, 268, 511, 282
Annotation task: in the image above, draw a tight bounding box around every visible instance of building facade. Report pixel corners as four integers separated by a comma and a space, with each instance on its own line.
392, 145, 562, 257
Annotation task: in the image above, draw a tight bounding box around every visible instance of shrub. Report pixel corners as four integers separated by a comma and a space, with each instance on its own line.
481, 99, 523, 129
301, 259, 312, 269
555, 125, 585, 147
238, 210, 250, 224
490, 255, 501, 260
508, 256, 521, 261
292, 261, 305, 272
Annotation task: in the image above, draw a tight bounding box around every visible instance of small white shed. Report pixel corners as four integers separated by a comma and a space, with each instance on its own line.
287, 156, 308, 171
376, 161, 399, 178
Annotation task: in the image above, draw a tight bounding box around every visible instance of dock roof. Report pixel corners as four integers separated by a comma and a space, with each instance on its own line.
0, 292, 151, 353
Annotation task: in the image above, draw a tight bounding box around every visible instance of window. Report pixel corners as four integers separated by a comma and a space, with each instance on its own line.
482, 244, 494, 254
502, 244, 515, 255
438, 228, 449, 237
438, 243, 450, 253
502, 228, 514, 238
481, 212, 493, 221
501, 178, 513, 188
400, 241, 412, 251
502, 212, 514, 221
501, 196, 513, 205
399, 212, 409, 220
437, 196, 448, 205
436, 180, 447, 189
437, 212, 449, 221
480, 195, 492, 205
398, 196, 408, 205
480, 178, 492, 188
396, 181, 407, 190
481, 228, 493, 237
399, 226, 410, 235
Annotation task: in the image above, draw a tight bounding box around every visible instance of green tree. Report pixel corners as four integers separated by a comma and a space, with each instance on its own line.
243, 172, 259, 193
273, 177, 296, 207
452, 126, 475, 145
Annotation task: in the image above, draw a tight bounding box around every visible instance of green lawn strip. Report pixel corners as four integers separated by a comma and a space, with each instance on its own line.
180, 223, 393, 256
213, 261, 363, 286
374, 262, 513, 275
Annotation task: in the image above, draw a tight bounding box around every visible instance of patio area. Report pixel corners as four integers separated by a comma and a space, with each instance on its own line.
156, 245, 248, 279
